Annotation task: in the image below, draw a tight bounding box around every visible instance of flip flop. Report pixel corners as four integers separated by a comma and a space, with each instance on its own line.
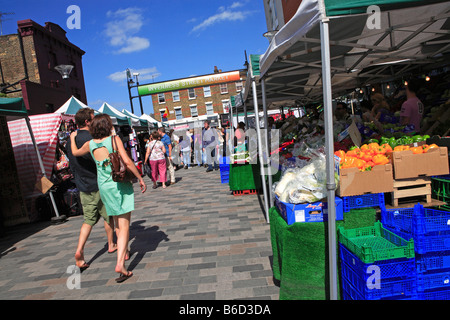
76, 261, 90, 272
115, 271, 133, 283
108, 248, 117, 254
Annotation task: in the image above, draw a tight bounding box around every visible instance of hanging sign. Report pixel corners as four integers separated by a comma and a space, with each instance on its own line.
137, 71, 240, 96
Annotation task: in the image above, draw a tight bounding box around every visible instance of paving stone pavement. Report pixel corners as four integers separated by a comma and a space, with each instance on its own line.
0, 165, 279, 300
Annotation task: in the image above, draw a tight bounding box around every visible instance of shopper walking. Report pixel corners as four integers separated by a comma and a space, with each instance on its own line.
66, 108, 115, 271
159, 127, 176, 185
193, 128, 203, 167
179, 136, 191, 169
144, 131, 167, 189
70, 114, 146, 283
203, 120, 219, 172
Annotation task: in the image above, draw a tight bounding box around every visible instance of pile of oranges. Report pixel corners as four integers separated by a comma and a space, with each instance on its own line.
334, 142, 439, 171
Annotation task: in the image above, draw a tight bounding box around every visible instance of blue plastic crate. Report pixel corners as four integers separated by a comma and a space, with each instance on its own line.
341, 277, 417, 300
417, 287, 450, 300
340, 261, 417, 300
381, 204, 450, 254
381, 204, 450, 235
343, 193, 385, 213
416, 251, 450, 273
339, 244, 416, 281
220, 170, 229, 184
275, 196, 343, 225
385, 226, 450, 255
417, 268, 450, 292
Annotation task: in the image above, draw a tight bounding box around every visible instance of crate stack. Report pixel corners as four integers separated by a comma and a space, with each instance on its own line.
338, 222, 417, 300
220, 163, 230, 184
381, 203, 450, 299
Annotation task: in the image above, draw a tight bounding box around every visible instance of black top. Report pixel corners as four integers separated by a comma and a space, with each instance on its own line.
66, 129, 98, 193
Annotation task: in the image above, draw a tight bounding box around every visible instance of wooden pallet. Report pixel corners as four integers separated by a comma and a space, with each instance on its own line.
390, 177, 432, 207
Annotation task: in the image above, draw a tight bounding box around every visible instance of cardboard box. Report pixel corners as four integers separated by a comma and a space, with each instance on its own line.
388, 147, 449, 179
337, 164, 394, 197
275, 196, 343, 225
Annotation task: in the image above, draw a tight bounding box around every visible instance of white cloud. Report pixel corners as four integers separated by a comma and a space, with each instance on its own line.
190, 3, 254, 33
108, 67, 161, 83
104, 8, 150, 54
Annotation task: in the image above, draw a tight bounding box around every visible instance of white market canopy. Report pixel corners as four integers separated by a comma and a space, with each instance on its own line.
98, 102, 140, 127
54, 96, 95, 115
121, 109, 158, 128
258, 0, 450, 105
139, 113, 162, 128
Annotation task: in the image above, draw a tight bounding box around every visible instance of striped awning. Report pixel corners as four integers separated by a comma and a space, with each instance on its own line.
7, 113, 62, 219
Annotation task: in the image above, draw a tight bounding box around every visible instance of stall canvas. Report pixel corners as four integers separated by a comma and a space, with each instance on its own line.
258, 0, 450, 300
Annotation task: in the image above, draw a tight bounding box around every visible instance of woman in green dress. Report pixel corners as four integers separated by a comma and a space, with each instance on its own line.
70, 114, 146, 282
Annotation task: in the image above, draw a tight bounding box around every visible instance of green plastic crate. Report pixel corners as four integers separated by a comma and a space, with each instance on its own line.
338, 221, 414, 264
431, 177, 450, 210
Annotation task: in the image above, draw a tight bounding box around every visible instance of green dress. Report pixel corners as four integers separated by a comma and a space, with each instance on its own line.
89, 136, 134, 216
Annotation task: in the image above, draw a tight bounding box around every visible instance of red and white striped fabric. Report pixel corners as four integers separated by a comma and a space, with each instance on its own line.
7, 114, 62, 207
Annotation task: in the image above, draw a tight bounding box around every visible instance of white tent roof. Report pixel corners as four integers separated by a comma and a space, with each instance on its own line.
98, 102, 141, 127
258, 0, 450, 104
54, 96, 90, 115
139, 113, 162, 128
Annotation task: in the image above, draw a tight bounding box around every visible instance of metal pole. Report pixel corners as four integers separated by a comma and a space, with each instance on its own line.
261, 79, 273, 213
25, 117, 65, 222
127, 81, 135, 114
251, 76, 269, 222
136, 77, 144, 115
320, 18, 338, 300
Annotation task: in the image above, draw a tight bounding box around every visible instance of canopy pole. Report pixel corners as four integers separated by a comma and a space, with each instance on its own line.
320, 18, 338, 300
251, 76, 269, 222
261, 79, 273, 211
25, 116, 65, 223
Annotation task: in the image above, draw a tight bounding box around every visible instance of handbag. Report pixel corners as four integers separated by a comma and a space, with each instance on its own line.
56, 148, 69, 171
109, 135, 135, 183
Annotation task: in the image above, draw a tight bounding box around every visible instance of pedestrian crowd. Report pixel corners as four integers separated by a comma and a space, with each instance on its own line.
66, 109, 240, 283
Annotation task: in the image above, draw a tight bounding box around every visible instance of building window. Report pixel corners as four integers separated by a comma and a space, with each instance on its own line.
48, 52, 57, 69
206, 102, 214, 115
220, 83, 228, 94
188, 88, 196, 99
203, 86, 211, 97
174, 107, 183, 120
158, 93, 165, 104
190, 104, 198, 117
235, 81, 243, 92
160, 109, 166, 119
172, 91, 180, 102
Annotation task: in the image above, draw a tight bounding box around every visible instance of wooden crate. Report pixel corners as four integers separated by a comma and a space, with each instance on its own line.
390, 177, 432, 207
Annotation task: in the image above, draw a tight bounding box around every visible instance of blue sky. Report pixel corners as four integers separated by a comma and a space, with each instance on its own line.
0, 0, 269, 115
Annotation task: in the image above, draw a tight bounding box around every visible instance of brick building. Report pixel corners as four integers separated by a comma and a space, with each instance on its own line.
0, 19, 87, 115
138, 68, 246, 129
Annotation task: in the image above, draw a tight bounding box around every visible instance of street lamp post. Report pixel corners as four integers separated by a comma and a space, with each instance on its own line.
133, 72, 144, 115
55, 64, 74, 99
126, 68, 135, 114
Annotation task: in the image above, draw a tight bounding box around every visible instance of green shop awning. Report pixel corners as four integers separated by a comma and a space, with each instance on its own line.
324, 0, 448, 16
0, 97, 27, 117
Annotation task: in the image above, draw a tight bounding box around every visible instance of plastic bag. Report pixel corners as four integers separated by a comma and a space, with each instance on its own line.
274, 151, 335, 204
